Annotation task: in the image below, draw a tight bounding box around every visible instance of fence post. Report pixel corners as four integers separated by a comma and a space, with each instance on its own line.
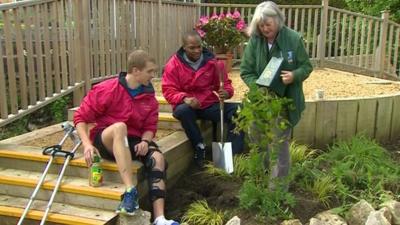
157, 0, 162, 68
73, 0, 91, 106
376, 11, 389, 78
317, 0, 329, 67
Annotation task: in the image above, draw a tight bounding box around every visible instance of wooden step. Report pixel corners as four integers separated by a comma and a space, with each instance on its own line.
0, 167, 124, 211
0, 194, 116, 225
0, 145, 143, 183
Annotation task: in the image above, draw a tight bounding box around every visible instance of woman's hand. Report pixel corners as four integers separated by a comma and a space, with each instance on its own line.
281, 70, 294, 85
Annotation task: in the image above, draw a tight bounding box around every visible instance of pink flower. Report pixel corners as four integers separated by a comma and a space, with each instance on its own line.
210, 13, 218, 20
232, 10, 241, 19
219, 13, 225, 19
226, 12, 232, 18
199, 16, 209, 25
236, 19, 246, 31
196, 29, 206, 38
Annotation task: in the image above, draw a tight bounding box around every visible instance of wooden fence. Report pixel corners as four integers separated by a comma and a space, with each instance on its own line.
0, 0, 399, 131
200, 0, 400, 79
293, 93, 400, 147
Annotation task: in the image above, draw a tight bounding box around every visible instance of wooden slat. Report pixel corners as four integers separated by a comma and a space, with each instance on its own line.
110, 0, 117, 74
390, 95, 400, 141
375, 97, 393, 142
91, 0, 99, 78
386, 25, 394, 73
115, 0, 120, 72
0, 37, 7, 119
372, 20, 379, 57
327, 10, 333, 59
98, 0, 105, 77
42, 3, 53, 97
334, 11, 340, 57
72, 0, 82, 85
13, 8, 28, 109
346, 15, 353, 62
3, 10, 18, 114
24, 6, 37, 105
66, 0, 75, 85
365, 19, 373, 68
104, 0, 111, 75
353, 17, 360, 65
359, 18, 366, 68
356, 98, 377, 138
336, 100, 358, 141
121, 0, 127, 71
300, 8, 305, 36
340, 14, 346, 63
34, 4, 45, 100
315, 101, 338, 148
287, 8, 292, 28
392, 28, 399, 74
292, 101, 316, 146
58, 0, 68, 89
51, 1, 61, 93
294, 8, 299, 31
312, 9, 318, 58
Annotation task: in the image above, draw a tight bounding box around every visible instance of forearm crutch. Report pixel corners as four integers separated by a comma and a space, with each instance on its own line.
17, 122, 81, 225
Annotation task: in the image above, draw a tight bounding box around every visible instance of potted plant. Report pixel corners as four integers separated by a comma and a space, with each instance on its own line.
195, 11, 247, 71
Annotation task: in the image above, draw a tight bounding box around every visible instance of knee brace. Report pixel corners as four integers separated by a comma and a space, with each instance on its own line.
143, 150, 168, 202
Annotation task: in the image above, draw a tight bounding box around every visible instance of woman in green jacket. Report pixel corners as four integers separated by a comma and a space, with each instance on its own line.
240, 1, 313, 180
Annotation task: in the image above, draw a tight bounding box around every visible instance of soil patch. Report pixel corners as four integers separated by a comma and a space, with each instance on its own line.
165, 139, 400, 224
152, 68, 400, 101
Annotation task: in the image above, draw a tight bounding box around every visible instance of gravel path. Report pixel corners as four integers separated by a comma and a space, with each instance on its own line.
153, 68, 400, 101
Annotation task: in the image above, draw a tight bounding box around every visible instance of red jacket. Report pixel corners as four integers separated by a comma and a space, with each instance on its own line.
162, 48, 234, 110
74, 72, 159, 142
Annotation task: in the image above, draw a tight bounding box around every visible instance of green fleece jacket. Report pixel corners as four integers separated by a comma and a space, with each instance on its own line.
240, 26, 313, 126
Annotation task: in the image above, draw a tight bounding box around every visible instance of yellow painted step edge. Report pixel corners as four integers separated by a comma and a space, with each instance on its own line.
0, 205, 105, 225
0, 175, 121, 200
0, 149, 140, 173
159, 112, 177, 122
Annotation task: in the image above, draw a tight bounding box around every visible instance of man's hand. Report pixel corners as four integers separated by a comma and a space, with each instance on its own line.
218, 88, 229, 100
134, 141, 149, 156
183, 97, 201, 109
281, 70, 294, 85
83, 144, 100, 166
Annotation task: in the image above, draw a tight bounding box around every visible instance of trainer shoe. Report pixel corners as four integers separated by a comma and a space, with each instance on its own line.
116, 187, 139, 215
153, 215, 180, 225
194, 146, 206, 169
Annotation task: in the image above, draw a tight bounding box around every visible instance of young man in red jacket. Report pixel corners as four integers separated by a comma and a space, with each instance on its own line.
74, 50, 178, 225
162, 31, 244, 168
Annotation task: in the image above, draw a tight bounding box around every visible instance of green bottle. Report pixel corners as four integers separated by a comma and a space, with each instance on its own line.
89, 154, 103, 187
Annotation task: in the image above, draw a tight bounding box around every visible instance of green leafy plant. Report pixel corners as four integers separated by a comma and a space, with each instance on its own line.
49, 95, 72, 122
195, 11, 247, 53
181, 200, 225, 225
232, 85, 295, 220
289, 141, 318, 165
296, 135, 400, 209
304, 175, 337, 207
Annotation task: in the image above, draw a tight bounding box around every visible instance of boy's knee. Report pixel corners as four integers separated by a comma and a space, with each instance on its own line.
111, 122, 128, 134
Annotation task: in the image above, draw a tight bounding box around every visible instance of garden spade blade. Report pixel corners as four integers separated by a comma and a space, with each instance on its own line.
212, 65, 233, 174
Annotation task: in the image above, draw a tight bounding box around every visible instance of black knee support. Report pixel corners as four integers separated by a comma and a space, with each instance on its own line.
143, 150, 168, 202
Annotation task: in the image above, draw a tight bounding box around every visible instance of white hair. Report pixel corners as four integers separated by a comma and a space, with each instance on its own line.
247, 1, 285, 36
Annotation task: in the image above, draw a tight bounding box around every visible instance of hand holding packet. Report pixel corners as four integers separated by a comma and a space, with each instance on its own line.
256, 57, 286, 96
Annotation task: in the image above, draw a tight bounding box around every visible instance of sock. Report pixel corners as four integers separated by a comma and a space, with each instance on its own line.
154, 215, 166, 225
196, 143, 205, 149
